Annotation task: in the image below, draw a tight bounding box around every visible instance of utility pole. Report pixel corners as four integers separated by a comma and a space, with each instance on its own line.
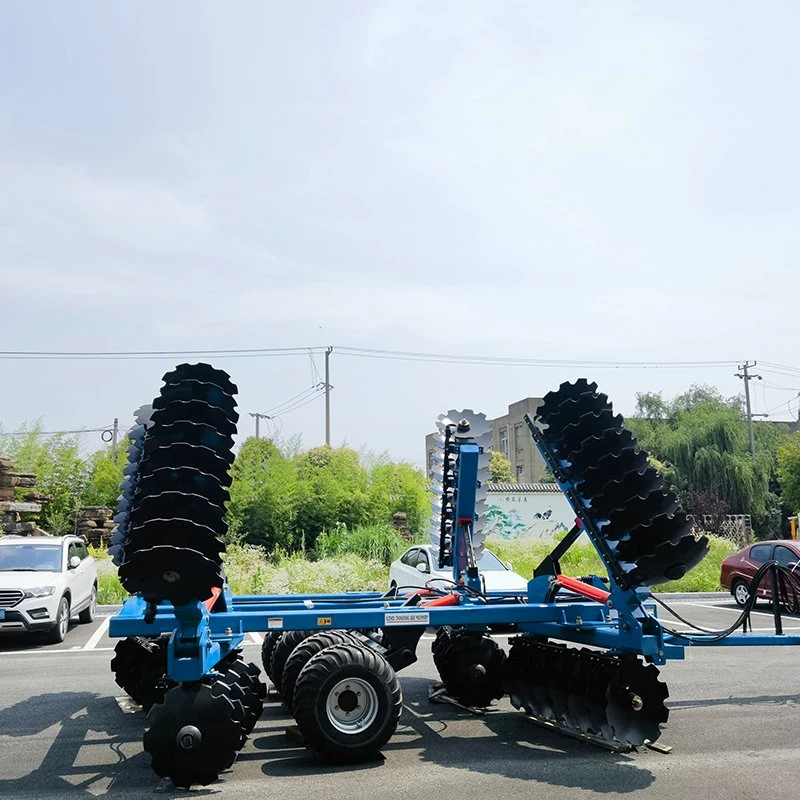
249, 412, 270, 439
735, 361, 763, 458
111, 418, 119, 464
324, 346, 333, 446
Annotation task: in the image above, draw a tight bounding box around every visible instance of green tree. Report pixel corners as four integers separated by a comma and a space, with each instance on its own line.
367, 462, 430, 536
0, 425, 88, 534
627, 385, 787, 538
227, 437, 297, 550
83, 445, 126, 508
488, 451, 514, 483
778, 433, 800, 514
293, 446, 370, 546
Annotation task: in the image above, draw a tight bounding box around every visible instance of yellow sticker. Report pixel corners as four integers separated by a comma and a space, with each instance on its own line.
317, 617, 332, 626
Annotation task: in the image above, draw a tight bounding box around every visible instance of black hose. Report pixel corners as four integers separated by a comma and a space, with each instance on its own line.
653, 560, 800, 643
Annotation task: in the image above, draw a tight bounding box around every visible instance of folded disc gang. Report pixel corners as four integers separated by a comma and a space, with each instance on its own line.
115, 363, 237, 604
161, 363, 238, 396
149, 400, 238, 436
534, 379, 709, 589
140, 442, 234, 476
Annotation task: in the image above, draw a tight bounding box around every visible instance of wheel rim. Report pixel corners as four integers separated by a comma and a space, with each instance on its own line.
735, 583, 749, 605
325, 677, 379, 734
59, 601, 69, 637
90, 589, 97, 616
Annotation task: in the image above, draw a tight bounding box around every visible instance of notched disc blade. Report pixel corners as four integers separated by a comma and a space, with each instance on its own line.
161, 363, 238, 396
119, 545, 223, 604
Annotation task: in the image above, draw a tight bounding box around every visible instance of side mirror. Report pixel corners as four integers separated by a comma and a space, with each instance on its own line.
69, 555, 81, 569
416, 562, 429, 574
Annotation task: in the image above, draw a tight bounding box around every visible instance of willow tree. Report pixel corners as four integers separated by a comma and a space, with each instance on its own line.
627, 386, 787, 538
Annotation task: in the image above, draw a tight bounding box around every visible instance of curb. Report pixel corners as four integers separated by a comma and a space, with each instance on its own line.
650, 592, 729, 601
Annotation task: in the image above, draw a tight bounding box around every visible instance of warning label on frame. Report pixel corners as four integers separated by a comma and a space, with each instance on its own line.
267, 618, 283, 629
384, 612, 430, 626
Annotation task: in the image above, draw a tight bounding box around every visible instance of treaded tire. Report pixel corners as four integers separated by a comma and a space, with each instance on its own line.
432, 626, 506, 707
269, 630, 315, 692
282, 630, 358, 713
293, 642, 402, 761
261, 631, 281, 684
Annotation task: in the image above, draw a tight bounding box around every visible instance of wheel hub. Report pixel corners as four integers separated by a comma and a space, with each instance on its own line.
326, 678, 379, 733
177, 725, 202, 752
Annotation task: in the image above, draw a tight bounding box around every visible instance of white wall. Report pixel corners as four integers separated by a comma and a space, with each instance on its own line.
484, 490, 577, 542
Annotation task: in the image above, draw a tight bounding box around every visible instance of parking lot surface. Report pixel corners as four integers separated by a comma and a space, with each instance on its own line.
1, 598, 799, 799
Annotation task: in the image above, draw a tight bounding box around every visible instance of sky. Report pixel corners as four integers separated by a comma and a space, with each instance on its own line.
2, 1, 800, 466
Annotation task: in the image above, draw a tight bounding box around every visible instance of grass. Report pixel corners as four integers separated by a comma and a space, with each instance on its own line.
490, 534, 738, 593
315, 523, 423, 566
89, 532, 740, 603
89, 541, 391, 603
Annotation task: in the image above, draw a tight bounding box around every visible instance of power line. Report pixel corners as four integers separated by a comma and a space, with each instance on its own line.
0, 344, 750, 369
0, 347, 329, 361
263, 385, 323, 416
270, 389, 326, 418
334, 346, 740, 369
0, 426, 114, 437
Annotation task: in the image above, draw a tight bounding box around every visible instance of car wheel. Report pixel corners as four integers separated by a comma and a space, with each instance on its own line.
389, 581, 397, 593
732, 580, 751, 608
47, 596, 70, 643
79, 585, 97, 624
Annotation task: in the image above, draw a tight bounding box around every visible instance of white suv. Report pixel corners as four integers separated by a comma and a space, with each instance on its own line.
0, 535, 98, 643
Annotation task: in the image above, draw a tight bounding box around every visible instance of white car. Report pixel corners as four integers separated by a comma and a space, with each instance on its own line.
389, 544, 528, 595
0, 535, 98, 643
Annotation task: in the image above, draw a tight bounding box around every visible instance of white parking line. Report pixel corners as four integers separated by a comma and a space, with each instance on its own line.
82, 615, 111, 651
248, 632, 264, 644
680, 602, 794, 619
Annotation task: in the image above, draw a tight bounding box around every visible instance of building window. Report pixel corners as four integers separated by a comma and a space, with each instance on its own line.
516, 464, 525, 480
515, 423, 524, 451
499, 428, 508, 455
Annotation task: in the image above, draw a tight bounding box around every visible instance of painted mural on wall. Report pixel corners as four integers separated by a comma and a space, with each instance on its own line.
484, 490, 575, 542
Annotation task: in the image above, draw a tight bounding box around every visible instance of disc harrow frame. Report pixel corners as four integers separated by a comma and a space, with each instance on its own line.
107, 369, 800, 787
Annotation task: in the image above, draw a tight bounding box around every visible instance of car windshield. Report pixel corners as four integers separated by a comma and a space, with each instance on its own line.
0, 545, 62, 572
477, 551, 506, 571
432, 549, 507, 571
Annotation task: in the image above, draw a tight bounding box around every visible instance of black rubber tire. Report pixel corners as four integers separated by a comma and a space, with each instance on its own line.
432, 626, 506, 707
282, 630, 357, 713
261, 631, 281, 684
293, 642, 402, 761
732, 579, 751, 608
46, 596, 70, 644
269, 630, 315, 693
78, 585, 97, 624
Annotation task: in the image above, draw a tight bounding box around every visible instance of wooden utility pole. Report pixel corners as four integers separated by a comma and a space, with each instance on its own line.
735, 361, 763, 457
249, 412, 270, 438
325, 346, 333, 446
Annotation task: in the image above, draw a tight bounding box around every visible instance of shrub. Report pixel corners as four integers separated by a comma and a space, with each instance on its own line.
315, 523, 417, 566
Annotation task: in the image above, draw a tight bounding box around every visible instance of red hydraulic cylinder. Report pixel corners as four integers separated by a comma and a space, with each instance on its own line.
421, 592, 461, 607
555, 574, 610, 604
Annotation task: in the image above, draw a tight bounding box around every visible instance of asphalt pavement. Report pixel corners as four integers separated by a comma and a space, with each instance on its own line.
1, 598, 799, 799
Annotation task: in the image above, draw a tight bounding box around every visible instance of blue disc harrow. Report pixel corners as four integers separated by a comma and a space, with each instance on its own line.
108, 367, 800, 788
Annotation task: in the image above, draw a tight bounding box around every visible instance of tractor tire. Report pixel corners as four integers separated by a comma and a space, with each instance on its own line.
293, 642, 402, 761
261, 631, 281, 685
269, 630, 315, 693
282, 630, 358, 713
432, 626, 506, 708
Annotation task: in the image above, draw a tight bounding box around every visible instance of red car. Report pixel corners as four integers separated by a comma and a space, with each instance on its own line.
720, 540, 800, 606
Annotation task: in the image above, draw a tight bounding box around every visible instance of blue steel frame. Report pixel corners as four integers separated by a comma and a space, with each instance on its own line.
108, 413, 800, 683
